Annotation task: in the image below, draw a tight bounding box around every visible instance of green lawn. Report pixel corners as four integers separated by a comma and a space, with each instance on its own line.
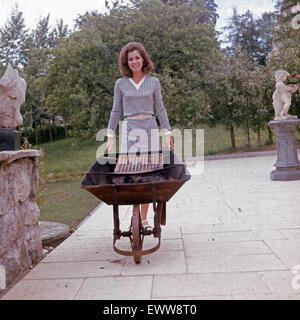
38, 138, 100, 179
203, 125, 272, 155
37, 138, 102, 230
38, 179, 100, 229
36, 124, 300, 229
173, 124, 279, 156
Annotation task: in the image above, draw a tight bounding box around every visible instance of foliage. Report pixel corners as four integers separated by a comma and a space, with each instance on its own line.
0, 4, 28, 69
269, 0, 300, 117
22, 125, 72, 145
204, 43, 277, 148
42, 28, 116, 142
0, 6, 71, 144
273, 0, 300, 58
223, 8, 277, 65
1, 0, 297, 149
42, 0, 219, 139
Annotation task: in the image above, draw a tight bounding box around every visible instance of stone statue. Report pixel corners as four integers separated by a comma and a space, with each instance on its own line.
273, 70, 299, 120
0, 63, 26, 128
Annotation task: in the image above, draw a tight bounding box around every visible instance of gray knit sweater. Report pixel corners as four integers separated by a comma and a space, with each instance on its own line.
107, 75, 171, 135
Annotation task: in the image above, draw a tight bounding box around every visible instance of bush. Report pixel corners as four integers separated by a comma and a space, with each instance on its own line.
22, 125, 72, 145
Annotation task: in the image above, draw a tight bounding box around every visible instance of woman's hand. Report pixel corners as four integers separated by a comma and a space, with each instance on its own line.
165, 133, 173, 150
107, 136, 113, 152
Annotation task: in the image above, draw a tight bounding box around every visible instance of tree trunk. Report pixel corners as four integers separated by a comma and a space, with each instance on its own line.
257, 126, 261, 146
229, 105, 236, 149
267, 126, 273, 145
245, 98, 250, 146
230, 126, 236, 149
64, 118, 68, 138
48, 119, 53, 142
246, 119, 250, 147
35, 123, 38, 145
53, 116, 57, 138
247, 129, 250, 147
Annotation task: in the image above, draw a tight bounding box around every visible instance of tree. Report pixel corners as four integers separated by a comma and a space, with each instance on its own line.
204, 46, 268, 149
21, 16, 71, 143
44, 0, 220, 140
247, 64, 275, 145
203, 50, 239, 149
203, 0, 219, 25
224, 8, 276, 65
52, 19, 71, 46
256, 12, 277, 65
160, 0, 219, 24
223, 9, 260, 62
0, 4, 28, 69
269, 0, 300, 117
273, 0, 300, 51
42, 28, 117, 141
274, 0, 300, 53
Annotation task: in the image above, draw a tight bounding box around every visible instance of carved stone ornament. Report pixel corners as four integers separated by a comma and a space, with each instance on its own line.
0, 63, 26, 128
272, 70, 299, 121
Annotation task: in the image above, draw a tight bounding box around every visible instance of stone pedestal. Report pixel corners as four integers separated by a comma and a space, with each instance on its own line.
268, 119, 300, 181
0, 149, 43, 289
0, 128, 20, 151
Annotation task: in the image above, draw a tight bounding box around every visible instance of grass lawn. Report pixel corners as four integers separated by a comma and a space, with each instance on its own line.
37, 138, 102, 230
38, 138, 100, 179
38, 179, 100, 230
36, 124, 300, 229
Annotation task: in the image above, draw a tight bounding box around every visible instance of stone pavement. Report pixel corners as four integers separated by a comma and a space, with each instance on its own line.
2, 153, 300, 300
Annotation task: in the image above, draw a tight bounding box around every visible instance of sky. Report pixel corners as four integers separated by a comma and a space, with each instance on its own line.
0, 0, 107, 30
0, 0, 277, 32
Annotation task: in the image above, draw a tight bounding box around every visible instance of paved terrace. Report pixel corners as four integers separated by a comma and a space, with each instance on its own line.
2, 153, 300, 300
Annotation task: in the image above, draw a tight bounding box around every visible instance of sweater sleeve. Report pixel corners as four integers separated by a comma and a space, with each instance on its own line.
107, 80, 122, 136
153, 78, 171, 134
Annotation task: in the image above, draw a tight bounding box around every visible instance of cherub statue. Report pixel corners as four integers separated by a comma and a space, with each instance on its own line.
0, 63, 26, 128
273, 70, 299, 120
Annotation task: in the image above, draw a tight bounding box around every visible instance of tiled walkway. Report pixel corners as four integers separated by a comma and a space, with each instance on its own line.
2, 154, 300, 299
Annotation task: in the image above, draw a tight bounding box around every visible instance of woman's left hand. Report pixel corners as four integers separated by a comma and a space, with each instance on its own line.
165, 133, 173, 150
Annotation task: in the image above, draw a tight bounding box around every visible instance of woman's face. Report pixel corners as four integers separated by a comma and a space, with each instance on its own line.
127, 49, 144, 74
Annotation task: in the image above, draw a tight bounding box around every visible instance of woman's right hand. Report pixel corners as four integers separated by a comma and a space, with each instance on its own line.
107, 136, 113, 152
165, 133, 174, 150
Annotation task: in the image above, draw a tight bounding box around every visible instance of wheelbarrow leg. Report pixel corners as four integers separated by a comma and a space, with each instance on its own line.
153, 202, 164, 238
161, 202, 166, 226
131, 204, 142, 264
113, 204, 121, 240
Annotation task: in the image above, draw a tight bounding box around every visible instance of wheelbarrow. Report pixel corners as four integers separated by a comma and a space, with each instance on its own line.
80, 150, 191, 263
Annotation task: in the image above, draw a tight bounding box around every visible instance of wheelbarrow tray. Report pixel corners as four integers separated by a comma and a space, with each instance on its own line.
80, 151, 191, 205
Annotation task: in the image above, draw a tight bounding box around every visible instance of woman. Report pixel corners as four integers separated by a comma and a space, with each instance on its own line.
106, 42, 173, 231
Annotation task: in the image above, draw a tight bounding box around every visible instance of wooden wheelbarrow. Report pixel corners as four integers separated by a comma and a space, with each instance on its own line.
80, 150, 190, 263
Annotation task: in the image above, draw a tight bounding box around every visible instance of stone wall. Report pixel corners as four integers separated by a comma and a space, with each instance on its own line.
0, 150, 43, 289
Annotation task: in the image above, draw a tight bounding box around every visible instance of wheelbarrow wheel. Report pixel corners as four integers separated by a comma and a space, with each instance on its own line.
132, 204, 142, 264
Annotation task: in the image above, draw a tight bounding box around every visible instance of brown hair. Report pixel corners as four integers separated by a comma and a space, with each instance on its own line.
119, 42, 154, 77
